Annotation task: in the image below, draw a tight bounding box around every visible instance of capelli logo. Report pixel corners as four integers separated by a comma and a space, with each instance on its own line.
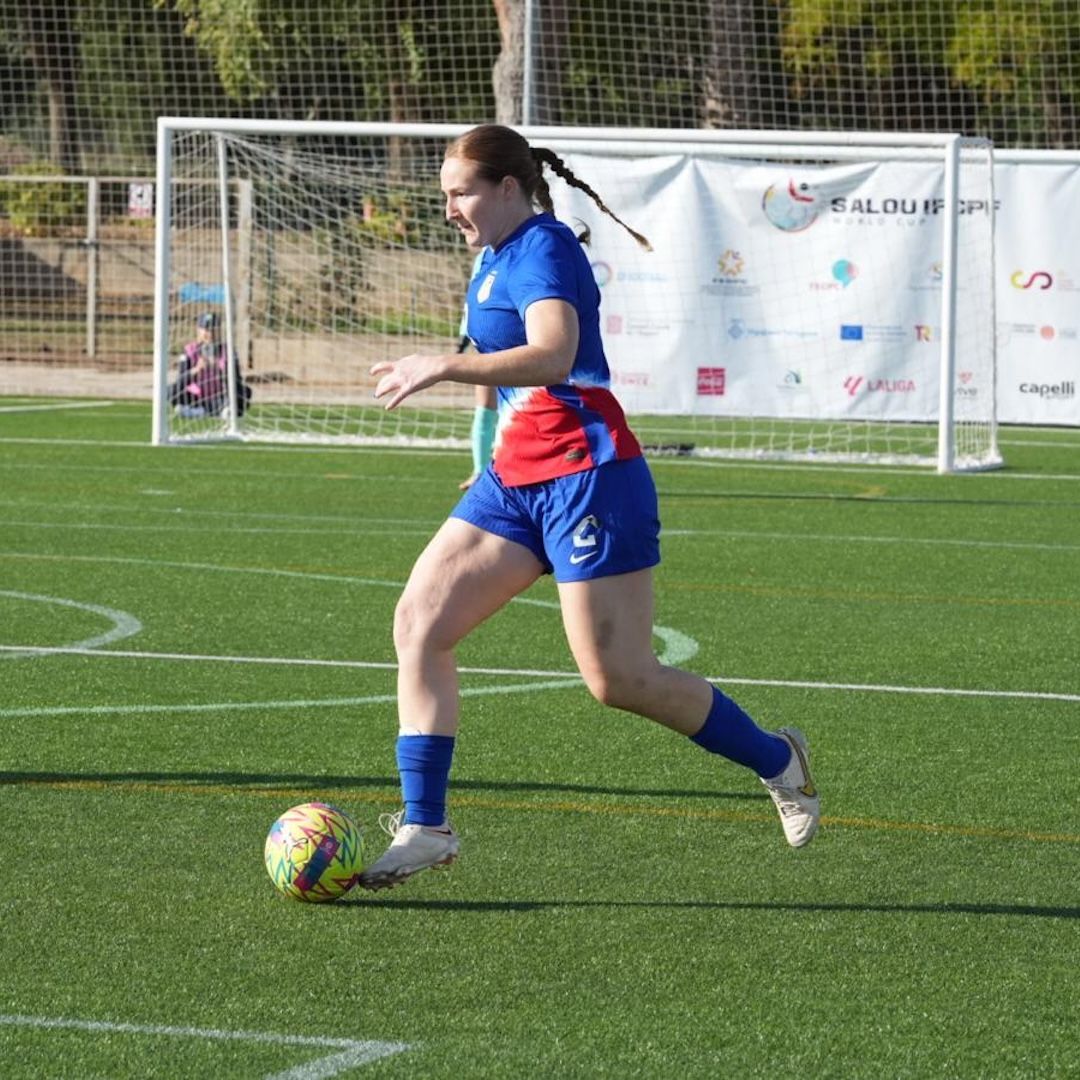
1010, 270, 1053, 290
1020, 381, 1075, 399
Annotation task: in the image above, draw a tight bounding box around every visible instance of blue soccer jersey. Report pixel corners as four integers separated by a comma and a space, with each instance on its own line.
464, 213, 641, 487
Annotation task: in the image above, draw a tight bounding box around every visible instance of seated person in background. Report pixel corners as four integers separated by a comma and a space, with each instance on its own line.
168, 311, 252, 418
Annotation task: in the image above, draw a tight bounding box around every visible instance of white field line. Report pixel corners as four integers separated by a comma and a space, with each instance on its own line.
0, 644, 1076, 709
0, 1014, 409, 1078
5, 517, 1080, 552
0, 432, 1079, 480
660, 527, 1080, 554
3, 518, 437, 538
0, 561, 701, 669
0, 401, 117, 414
0, 591, 143, 653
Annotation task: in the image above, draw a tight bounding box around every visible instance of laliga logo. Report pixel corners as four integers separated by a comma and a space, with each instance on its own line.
1010, 270, 1053, 290
762, 178, 821, 232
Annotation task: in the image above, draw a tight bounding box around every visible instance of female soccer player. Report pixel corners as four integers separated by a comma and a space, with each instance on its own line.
359, 124, 819, 889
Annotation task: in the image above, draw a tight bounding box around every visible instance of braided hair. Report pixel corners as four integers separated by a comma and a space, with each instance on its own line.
445, 124, 653, 252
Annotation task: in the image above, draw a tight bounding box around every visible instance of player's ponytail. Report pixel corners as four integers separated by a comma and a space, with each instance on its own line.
445, 124, 652, 252
531, 146, 652, 252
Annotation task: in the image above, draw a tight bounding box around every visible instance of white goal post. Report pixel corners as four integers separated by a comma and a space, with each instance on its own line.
152, 118, 1001, 472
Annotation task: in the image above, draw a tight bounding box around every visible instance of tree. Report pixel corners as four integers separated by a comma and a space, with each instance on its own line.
699, 0, 798, 129
947, 0, 1080, 148
777, 0, 1079, 146
4, 0, 82, 171
492, 0, 524, 124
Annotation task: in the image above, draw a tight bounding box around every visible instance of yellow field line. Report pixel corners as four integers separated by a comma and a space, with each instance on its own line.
11, 777, 1079, 845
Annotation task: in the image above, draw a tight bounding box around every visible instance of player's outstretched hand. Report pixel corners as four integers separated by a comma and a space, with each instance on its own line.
371, 354, 447, 410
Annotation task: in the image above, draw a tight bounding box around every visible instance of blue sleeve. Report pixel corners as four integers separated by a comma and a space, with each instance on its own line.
509, 229, 581, 321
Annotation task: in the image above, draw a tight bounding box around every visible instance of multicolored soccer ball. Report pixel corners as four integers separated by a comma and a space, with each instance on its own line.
264, 802, 364, 902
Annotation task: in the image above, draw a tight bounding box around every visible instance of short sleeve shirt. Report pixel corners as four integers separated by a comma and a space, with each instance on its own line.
464, 213, 641, 487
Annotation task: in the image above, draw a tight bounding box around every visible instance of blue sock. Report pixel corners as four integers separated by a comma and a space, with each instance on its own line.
396, 734, 456, 826
690, 686, 790, 778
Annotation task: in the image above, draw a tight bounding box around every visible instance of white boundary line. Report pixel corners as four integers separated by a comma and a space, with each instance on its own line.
5, 517, 1080, 553
0, 401, 118, 415
0, 433, 1079, 481
0, 644, 1076, 705
0, 1014, 409, 1078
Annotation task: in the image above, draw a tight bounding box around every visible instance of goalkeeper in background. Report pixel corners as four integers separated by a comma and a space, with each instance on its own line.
457, 251, 498, 490
362, 124, 820, 890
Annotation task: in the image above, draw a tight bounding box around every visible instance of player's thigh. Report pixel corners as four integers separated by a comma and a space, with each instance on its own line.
557, 567, 657, 680
397, 517, 545, 649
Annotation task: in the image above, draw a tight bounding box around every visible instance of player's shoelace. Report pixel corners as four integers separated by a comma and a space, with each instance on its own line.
377, 809, 405, 838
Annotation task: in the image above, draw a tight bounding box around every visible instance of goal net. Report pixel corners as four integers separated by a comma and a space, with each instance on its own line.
153, 120, 1000, 472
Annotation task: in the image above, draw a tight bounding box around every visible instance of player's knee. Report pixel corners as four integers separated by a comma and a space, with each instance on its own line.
392, 593, 433, 654
392, 591, 454, 656
580, 664, 649, 712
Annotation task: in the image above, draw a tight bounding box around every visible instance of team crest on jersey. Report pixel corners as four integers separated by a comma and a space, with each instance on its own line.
477, 271, 497, 303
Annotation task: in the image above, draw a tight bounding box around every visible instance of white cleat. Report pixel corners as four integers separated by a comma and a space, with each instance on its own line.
358, 810, 459, 891
761, 727, 820, 849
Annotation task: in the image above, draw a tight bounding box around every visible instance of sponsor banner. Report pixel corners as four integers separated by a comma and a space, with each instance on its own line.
551, 152, 1078, 427
994, 160, 1080, 424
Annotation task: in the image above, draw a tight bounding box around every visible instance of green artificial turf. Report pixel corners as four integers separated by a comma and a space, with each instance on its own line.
1, 400, 1077, 1078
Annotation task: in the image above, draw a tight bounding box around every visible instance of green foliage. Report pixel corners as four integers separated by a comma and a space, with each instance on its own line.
0, 162, 86, 235
777, 0, 1080, 141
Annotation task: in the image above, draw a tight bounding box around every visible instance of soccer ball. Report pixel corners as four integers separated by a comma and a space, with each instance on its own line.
264, 802, 364, 902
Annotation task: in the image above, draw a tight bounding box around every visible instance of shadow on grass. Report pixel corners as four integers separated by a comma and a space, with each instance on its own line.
342, 896, 1080, 920
0, 769, 767, 802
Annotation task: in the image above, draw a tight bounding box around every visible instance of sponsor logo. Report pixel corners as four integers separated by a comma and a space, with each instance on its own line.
1010, 270, 1053, 290
845, 375, 917, 396
830, 196, 997, 218
613, 370, 651, 388
606, 314, 622, 335
779, 369, 808, 393
617, 269, 668, 283
908, 261, 943, 292
832, 259, 857, 287
703, 249, 759, 298
914, 324, 933, 342
956, 371, 979, 398
762, 178, 822, 232
810, 258, 857, 292
696, 367, 726, 396
1019, 381, 1075, 399
840, 323, 906, 342
717, 249, 744, 277
726, 318, 817, 342
998, 322, 1078, 343
591, 261, 668, 288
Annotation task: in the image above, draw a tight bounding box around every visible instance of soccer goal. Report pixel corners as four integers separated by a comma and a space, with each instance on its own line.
153, 119, 1001, 472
